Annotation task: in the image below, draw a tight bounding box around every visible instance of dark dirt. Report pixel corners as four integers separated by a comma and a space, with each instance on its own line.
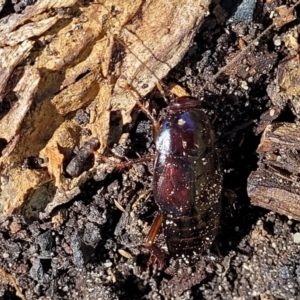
1, 0, 300, 299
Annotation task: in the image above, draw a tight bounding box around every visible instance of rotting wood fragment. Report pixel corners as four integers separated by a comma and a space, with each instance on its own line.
274, 5, 297, 28
0, 0, 211, 217
256, 37, 300, 133
248, 169, 300, 221
248, 122, 300, 221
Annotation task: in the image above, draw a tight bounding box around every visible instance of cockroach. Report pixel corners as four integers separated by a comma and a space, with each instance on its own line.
90, 1, 283, 264
129, 92, 222, 265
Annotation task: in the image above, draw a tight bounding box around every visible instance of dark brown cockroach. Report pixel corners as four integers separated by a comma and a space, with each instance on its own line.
134, 94, 222, 263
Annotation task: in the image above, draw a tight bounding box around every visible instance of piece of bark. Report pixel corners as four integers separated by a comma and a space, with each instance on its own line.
0, 15, 61, 47
273, 5, 297, 28
44, 145, 64, 189
256, 38, 300, 132
255, 105, 281, 135
40, 187, 81, 219
0, 0, 77, 35
0, 0, 211, 216
248, 169, 300, 221
248, 122, 300, 221
0, 41, 34, 101
0, 168, 50, 216
277, 55, 300, 97
281, 28, 299, 53
0, 67, 40, 146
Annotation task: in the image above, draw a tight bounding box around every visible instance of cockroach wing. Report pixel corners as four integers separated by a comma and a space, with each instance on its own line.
153, 154, 197, 217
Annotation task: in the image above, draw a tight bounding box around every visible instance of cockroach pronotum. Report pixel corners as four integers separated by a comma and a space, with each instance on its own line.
129, 90, 223, 266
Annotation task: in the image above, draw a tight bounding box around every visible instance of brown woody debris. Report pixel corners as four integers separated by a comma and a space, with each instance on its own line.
248, 122, 300, 221
248, 24, 300, 220
256, 27, 300, 133
0, 0, 210, 216
273, 5, 296, 28
44, 145, 64, 189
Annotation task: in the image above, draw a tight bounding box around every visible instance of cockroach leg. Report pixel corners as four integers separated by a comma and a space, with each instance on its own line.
145, 212, 165, 268
145, 212, 163, 247
96, 154, 155, 169
155, 81, 171, 104
118, 155, 155, 168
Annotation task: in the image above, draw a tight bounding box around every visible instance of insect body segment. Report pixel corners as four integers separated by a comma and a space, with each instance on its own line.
152, 97, 222, 257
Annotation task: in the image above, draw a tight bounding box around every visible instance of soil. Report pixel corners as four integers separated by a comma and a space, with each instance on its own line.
1, 0, 300, 299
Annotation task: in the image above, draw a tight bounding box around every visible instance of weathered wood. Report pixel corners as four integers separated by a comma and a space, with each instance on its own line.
248, 122, 300, 221
0, 0, 211, 216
